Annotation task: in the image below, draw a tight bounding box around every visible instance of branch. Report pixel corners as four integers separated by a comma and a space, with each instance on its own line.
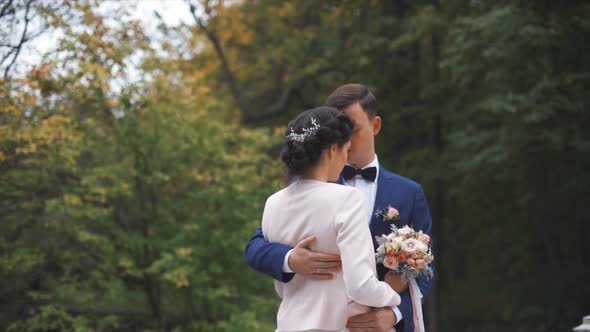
0, 0, 14, 18
1, 46, 16, 65
242, 62, 339, 123
188, 2, 250, 115
186, 1, 326, 125
241, 81, 304, 124
3, 0, 33, 78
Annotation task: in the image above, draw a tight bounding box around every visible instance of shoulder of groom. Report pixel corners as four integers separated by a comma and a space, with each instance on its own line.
379, 165, 422, 191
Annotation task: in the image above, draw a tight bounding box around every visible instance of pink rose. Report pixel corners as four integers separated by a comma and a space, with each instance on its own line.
418, 232, 430, 244
386, 207, 400, 221
383, 256, 399, 271
401, 238, 420, 254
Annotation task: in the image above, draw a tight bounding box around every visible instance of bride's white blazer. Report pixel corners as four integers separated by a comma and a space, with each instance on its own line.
262, 179, 401, 332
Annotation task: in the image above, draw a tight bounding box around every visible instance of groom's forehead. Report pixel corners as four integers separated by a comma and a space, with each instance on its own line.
344, 103, 371, 123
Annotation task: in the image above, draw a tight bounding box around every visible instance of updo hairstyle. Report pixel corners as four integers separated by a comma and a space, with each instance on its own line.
280, 106, 354, 176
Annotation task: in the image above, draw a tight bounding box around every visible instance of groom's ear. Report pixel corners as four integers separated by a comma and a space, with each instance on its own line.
372, 116, 382, 136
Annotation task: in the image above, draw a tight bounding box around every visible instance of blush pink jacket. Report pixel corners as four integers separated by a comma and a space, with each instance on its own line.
262, 179, 401, 331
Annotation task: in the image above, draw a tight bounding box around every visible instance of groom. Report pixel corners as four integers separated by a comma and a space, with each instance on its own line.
245, 83, 433, 332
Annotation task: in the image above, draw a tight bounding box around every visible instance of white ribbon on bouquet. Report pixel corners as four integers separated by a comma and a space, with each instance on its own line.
409, 278, 425, 332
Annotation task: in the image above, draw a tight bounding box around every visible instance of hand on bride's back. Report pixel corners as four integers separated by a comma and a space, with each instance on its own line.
347, 307, 396, 332
289, 235, 342, 280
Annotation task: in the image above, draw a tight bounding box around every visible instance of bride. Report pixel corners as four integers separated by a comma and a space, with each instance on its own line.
261, 106, 401, 332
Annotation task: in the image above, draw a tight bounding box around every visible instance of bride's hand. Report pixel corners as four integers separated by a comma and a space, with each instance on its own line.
384, 270, 409, 293
288, 235, 342, 280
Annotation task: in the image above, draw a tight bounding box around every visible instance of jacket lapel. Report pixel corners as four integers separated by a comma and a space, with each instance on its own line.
370, 164, 392, 240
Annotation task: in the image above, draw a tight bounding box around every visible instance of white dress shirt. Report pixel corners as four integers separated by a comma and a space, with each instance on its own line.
282, 155, 402, 324
343, 155, 379, 222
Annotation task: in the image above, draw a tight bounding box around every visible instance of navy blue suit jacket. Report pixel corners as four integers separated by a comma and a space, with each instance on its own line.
245, 165, 434, 332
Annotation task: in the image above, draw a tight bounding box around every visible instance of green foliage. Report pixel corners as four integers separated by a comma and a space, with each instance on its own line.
188, 1, 590, 331
2, 0, 589, 331
1, 2, 282, 331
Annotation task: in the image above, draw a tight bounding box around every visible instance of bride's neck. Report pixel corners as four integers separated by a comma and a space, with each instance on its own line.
300, 162, 329, 182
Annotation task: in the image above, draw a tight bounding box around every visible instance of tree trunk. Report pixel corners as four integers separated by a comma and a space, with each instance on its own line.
133, 149, 162, 325
527, 156, 561, 274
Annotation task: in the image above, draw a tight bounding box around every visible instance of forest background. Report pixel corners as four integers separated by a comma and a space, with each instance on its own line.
1, 0, 589, 331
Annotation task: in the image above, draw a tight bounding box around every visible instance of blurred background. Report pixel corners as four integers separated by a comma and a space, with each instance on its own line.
1, 0, 589, 331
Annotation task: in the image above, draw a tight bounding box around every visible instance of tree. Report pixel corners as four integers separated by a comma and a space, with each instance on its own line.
0, 0, 74, 78
3, 0, 589, 330
2, 1, 283, 330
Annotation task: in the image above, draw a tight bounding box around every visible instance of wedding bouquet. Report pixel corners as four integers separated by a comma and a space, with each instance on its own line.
375, 225, 434, 281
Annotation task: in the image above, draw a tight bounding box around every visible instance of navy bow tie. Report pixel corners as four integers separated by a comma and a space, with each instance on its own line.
342, 165, 377, 182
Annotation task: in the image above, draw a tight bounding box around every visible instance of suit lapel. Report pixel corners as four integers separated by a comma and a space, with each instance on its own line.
370, 164, 392, 238
371, 164, 390, 224
338, 165, 392, 240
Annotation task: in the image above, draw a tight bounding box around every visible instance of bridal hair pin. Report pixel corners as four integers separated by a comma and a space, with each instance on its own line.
286, 117, 321, 142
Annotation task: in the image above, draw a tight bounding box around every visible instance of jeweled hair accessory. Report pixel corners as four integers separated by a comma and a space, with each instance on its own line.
286, 117, 320, 142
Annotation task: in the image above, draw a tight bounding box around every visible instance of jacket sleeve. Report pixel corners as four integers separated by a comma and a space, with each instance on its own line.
336, 189, 401, 308
245, 227, 295, 283
396, 185, 434, 327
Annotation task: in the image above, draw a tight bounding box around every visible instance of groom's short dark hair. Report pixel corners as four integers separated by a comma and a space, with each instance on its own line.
325, 83, 377, 118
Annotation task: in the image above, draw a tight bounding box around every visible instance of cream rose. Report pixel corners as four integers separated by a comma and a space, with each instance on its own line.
397, 225, 412, 236
416, 259, 426, 269
384, 242, 394, 252
401, 238, 420, 254
416, 241, 428, 253
386, 241, 401, 251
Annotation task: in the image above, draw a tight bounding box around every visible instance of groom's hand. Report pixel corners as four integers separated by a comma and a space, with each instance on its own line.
347, 307, 396, 332
384, 270, 409, 294
289, 235, 342, 280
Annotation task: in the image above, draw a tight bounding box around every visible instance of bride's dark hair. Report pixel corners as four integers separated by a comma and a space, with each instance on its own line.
280, 106, 354, 176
